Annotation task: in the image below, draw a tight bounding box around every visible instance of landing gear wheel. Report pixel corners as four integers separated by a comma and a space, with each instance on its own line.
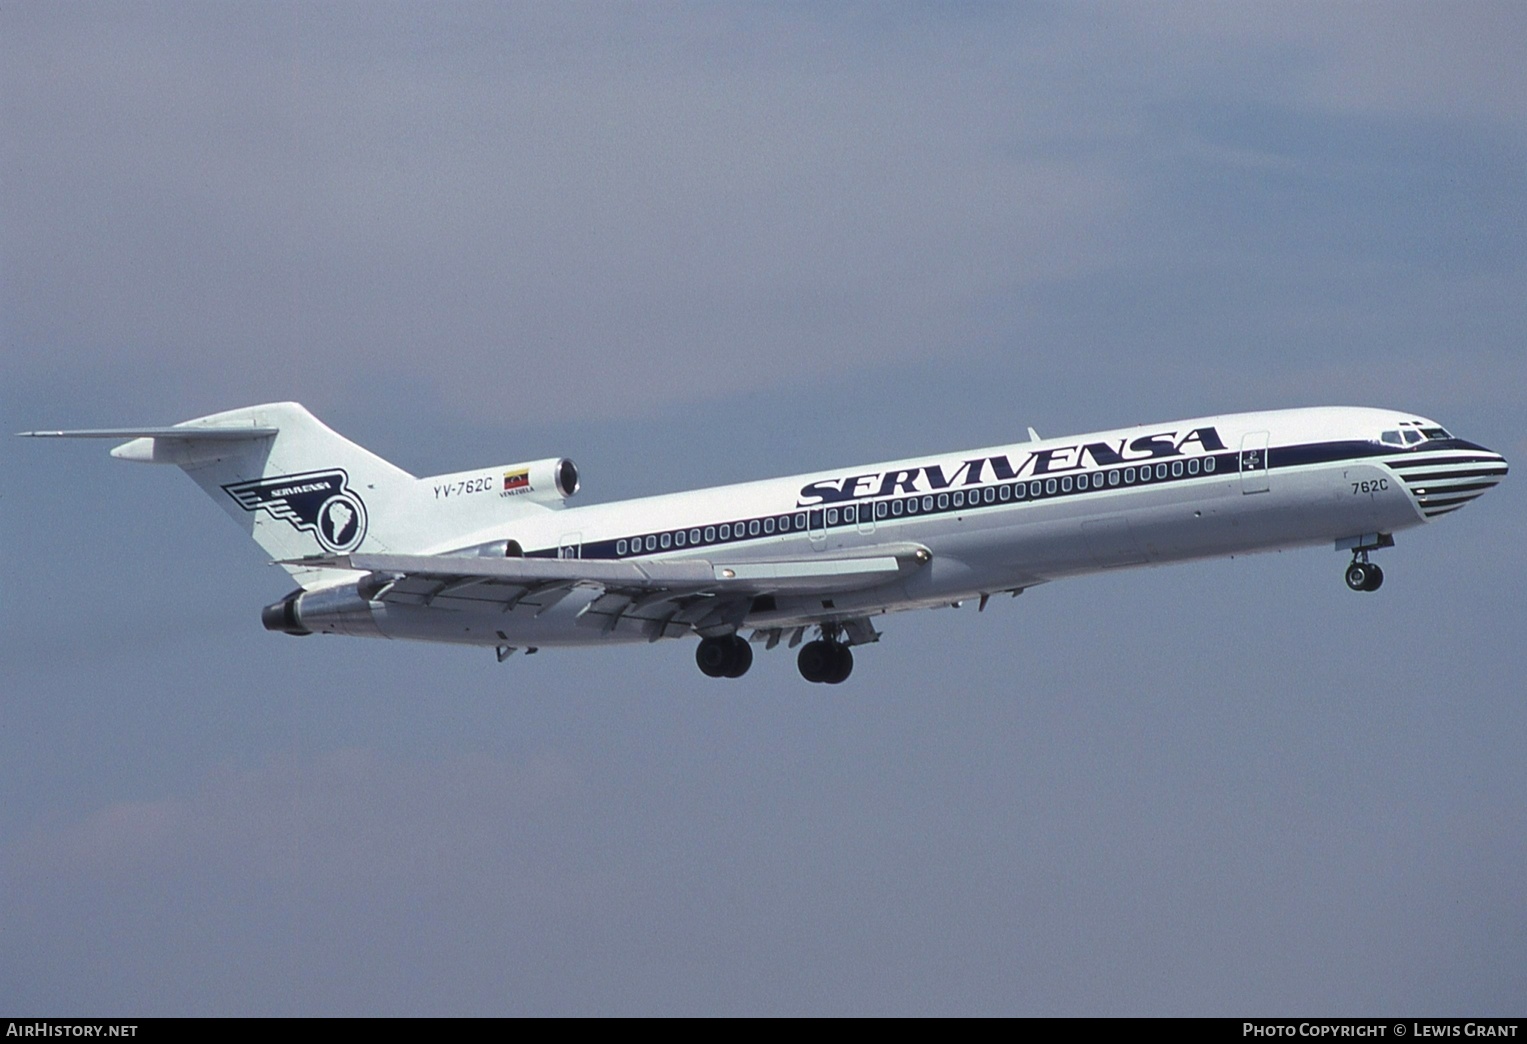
797, 640, 832, 683
696, 635, 752, 678
722, 635, 753, 678
824, 643, 853, 685
798, 640, 853, 684
1345, 561, 1384, 593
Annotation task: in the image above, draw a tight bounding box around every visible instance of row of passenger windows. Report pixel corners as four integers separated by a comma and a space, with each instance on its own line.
611, 455, 1219, 557
618, 512, 807, 555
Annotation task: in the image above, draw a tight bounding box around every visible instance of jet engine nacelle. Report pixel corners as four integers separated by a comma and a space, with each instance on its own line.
262, 585, 384, 639
424, 457, 580, 507
498, 457, 580, 505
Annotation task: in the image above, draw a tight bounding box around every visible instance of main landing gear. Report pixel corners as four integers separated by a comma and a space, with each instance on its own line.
694, 624, 857, 683
695, 634, 753, 678
1345, 554, 1384, 592
797, 624, 854, 684
797, 639, 853, 684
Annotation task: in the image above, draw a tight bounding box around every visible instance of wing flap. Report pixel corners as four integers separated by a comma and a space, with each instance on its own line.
289, 545, 929, 634
307, 544, 929, 599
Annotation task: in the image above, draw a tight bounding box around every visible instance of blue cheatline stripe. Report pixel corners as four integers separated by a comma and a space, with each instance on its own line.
521, 437, 1482, 562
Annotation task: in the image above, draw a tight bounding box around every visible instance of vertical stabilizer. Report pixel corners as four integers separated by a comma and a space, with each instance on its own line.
91, 403, 415, 588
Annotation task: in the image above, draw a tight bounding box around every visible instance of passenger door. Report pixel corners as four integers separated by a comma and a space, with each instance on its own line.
1239, 432, 1270, 494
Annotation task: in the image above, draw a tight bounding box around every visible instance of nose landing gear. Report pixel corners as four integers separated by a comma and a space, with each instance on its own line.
1345, 554, 1384, 592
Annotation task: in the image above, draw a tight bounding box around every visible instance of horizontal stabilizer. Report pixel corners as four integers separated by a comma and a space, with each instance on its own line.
18, 426, 278, 439
19, 424, 279, 467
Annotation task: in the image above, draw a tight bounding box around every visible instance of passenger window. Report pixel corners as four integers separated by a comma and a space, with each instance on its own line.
660, 532, 671, 549
617, 539, 627, 555
675, 531, 686, 547
795, 513, 807, 530
704, 526, 716, 542
1156, 463, 1168, 479
720, 524, 730, 540
690, 529, 701, 544
1172, 461, 1183, 477
749, 519, 761, 536
892, 499, 904, 516
1188, 459, 1199, 475
923, 496, 934, 512
1045, 479, 1057, 495
1109, 470, 1120, 486
764, 517, 775, 534
1204, 458, 1216, 473
646, 535, 657, 551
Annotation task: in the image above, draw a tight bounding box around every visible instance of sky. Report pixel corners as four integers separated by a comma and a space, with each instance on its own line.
3, 2, 1524, 1016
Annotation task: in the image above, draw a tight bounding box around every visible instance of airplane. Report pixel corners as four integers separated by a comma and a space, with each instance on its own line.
21, 403, 1507, 683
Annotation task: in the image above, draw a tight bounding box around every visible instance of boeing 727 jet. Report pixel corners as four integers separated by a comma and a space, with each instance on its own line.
22, 403, 1507, 683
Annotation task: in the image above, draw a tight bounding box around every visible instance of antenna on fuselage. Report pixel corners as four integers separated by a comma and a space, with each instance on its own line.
1027, 427, 1041, 442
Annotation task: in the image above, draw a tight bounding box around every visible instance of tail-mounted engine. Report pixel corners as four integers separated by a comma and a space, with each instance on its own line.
498, 457, 580, 504
422, 457, 580, 508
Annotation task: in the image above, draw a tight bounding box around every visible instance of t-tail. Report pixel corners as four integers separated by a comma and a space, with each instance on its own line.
20, 402, 579, 590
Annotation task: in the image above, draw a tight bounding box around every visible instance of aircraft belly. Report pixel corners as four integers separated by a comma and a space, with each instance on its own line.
873, 462, 1425, 586
1126, 463, 1421, 565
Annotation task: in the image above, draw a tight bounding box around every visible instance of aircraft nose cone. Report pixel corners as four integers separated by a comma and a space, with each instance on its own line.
1393, 441, 1508, 518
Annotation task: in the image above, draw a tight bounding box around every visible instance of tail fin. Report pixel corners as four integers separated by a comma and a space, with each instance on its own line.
27, 402, 417, 588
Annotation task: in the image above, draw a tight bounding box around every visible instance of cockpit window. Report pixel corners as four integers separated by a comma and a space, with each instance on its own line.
1383, 425, 1452, 447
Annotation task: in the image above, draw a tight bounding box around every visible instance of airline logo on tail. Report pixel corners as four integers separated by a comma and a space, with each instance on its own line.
223, 469, 368, 552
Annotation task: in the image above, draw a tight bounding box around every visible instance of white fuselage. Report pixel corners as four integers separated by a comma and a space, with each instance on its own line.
349, 406, 1503, 649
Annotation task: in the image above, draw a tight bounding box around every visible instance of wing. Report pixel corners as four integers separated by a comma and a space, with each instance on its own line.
293, 544, 932, 641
